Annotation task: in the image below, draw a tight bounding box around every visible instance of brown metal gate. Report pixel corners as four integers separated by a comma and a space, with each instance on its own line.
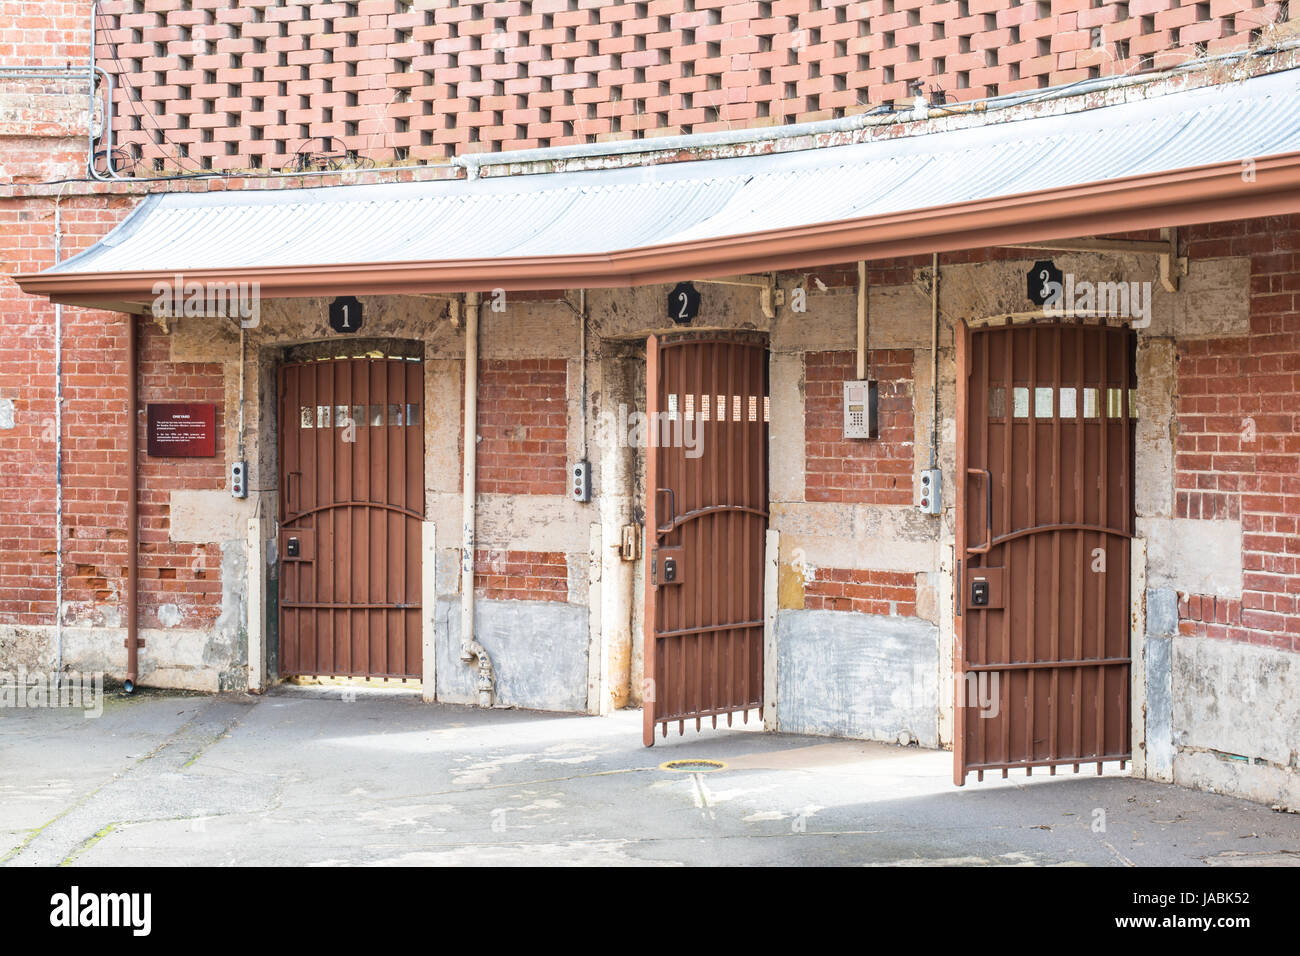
643, 333, 769, 746
278, 356, 424, 679
955, 320, 1135, 782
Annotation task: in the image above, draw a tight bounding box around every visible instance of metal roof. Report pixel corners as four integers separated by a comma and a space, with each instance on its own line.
21, 66, 1300, 303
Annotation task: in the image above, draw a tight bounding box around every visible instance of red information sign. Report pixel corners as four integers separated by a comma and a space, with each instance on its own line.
146, 403, 216, 457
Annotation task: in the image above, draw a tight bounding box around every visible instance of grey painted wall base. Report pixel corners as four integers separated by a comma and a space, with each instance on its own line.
435, 598, 590, 713
0, 623, 242, 692
776, 608, 939, 748
1170, 634, 1300, 807
1144, 586, 1178, 781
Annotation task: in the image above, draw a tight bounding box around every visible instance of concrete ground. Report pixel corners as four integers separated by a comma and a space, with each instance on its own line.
3, 686, 1299, 867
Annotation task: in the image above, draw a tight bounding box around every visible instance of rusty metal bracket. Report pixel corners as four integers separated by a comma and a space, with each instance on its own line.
999, 232, 1189, 293
1158, 227, 1188, 293
690, 273, 784, 319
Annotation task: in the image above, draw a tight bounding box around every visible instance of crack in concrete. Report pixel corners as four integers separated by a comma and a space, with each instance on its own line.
2, 698, 251, 867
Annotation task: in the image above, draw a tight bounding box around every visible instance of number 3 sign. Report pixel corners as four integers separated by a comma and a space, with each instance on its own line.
668, 282, 700, 324
328, 295, 363, 334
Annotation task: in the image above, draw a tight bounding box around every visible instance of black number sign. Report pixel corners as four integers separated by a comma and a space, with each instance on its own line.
328, 295, 363, 333
1027, 260, 1063, 307
668, 282, 700, 324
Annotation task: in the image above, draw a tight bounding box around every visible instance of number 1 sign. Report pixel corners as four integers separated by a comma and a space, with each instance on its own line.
328, 295, 364, 334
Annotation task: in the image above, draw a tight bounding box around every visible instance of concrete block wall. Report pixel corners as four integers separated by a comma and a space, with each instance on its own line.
86, 0, 1299, 174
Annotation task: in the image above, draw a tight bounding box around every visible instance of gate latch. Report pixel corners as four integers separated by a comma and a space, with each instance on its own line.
286, 537, 300, 558
652, 546, 684, 587
971, 578, 989, 607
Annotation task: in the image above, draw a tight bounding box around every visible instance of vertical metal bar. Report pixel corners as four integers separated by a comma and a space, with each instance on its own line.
1001, 322, 1013, 776
1120, 328, 1134, 761
353, 359, 367, 677
307, 361, 320, 675
1026, 325, 1038, 773
407, 359, 424, 678
725, 341, 736, 726
953, 323, 969, 785
1050, 326, 1062, 772
1096, 328, 1109, 771
710, 341, 720, 728
978, 328, 991, 774
1073, 323, 1085, 772
677, 343, 687, 733
743, 340, 754, 723
758, 343, 769, 710
643, 335, 661, 747
358, 360, 371, 677
379, 358, 387, 681
280, 365, 293, 675
330, 358, 343, 676
692, 343, 704, 727
394, 359, 407, 679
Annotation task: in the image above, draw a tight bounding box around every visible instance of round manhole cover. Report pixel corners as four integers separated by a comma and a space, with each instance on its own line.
660, 759, 727, 773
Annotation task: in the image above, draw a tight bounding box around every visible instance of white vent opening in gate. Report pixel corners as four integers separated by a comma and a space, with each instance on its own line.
842, 380, 878, 440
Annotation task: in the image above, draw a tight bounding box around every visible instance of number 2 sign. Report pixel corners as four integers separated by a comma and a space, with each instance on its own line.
668, 282, 700, 324
328, 295, 363, 334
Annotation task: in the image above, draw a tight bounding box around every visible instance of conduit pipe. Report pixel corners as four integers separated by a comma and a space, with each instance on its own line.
856, 260, 868, 380
125, 310, 139, 693
577, 288, 588, 459
929, 253, 940, 471
53, 194, 65, 687
458, 292, 494, 706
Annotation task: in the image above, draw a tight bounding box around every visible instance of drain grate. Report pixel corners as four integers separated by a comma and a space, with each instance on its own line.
660, 759, 727, 773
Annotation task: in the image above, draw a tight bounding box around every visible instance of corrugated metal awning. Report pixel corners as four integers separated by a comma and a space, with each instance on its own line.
19, 66, 1300, 306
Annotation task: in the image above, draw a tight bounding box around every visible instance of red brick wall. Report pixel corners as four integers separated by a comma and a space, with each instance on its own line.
1176, 214, 1300, 653
135, 320, 227, 629
0, 188, 227, 630
476, 357, 568, 496
805, 566, 917, 616
0, 193, 137, 626
0, 199, 55, 624
1177, 592, 1245, 640
805, 349, 914, 505
92, 0, 1296, 174
474, 548, 568, 602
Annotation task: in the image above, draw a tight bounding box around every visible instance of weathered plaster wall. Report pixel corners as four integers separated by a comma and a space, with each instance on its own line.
434, 597, 590, 713
1171, 636, 1300, 807
777, 608, 940, 747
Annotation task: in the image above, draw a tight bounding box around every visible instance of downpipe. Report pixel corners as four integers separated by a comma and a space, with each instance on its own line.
125, 311, 138, 694
458, 292, 495, 707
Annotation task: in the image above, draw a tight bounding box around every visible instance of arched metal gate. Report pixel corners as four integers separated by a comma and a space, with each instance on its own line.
643, 332, 769, 745
277, 355, 424, 680
955, 320, 1136, 782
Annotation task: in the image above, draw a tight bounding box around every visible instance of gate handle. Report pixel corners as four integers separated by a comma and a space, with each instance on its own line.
287, 470, 302, 512
966, 468, 993, 555
655, 487, 676, 535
